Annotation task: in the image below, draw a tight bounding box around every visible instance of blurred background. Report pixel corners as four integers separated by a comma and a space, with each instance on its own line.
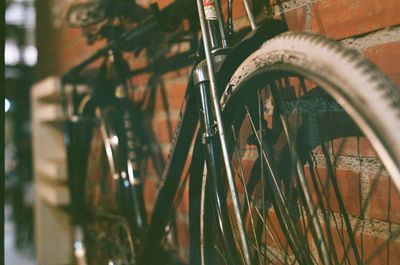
5, 0, 36, 264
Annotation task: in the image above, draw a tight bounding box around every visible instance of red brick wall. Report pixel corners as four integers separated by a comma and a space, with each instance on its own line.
36, 0, 400, 262
35, 0, 106, 79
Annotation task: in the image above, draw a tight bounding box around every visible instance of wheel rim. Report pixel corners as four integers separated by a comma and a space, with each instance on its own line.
216, 70, 400, 265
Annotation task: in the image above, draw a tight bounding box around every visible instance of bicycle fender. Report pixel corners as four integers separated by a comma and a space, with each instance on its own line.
216, 19, 288, 92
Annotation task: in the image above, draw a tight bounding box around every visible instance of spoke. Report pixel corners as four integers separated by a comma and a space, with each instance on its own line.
214, 245, 229, 264
248, 239, 276, 264
340, 161, 385, 264
306, 154, 341, 264
231, 124, 263, 265
231, 159, 297, 264
296, 200, 320, 265
229, 215, 250, 264
253, 206, 289, 262
298, 76, 308, 95
320, 144, 363, 265
273, 79, 332, 265
244, 106, 313, 264
309, 151, 355, 264
257, 89, 267, 265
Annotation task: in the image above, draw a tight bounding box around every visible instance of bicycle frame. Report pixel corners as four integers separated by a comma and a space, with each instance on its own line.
141, 2, 287, 263
62, 0, 288, 264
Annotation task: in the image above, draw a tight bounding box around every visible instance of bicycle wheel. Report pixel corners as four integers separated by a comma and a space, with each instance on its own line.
84, 104, 136, 265
202, 32, 400, 264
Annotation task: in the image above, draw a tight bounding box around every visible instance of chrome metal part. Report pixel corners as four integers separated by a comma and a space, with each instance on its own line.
242, 0, 257, 30
194, 60, 209, 85
201, 123, 218, 144
127, 160, 142, 185
96, 107, 119, 180
200, 163, 208, 265
73, 226, 88, 265
115, 84, 128, 98
193, 53, 227, 85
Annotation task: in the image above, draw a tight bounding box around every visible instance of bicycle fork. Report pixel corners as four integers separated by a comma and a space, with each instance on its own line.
193, 0, 252, 263
194, 55, 250, 265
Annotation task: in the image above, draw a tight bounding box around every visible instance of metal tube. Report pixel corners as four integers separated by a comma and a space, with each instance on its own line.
195, 0, 251, 263
213, 0, 228, 47
207, 20, 222, 49
242, 0, 257, 30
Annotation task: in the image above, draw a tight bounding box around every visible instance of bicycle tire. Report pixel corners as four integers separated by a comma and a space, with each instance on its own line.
200, 32, 400, 264
83, 104, 137, 265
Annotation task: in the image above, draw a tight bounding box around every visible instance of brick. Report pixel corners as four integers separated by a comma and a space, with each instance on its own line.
311, 111, 378, 157
177, 184, 190, 216
322, 223, 361, 264
282, 6, 306, 32
142, 154, 164, 178
231, 0, 248, 20
364, 42, 400, 87
369, 175, 400, 224
144, 145, 170, 166
161, 67, 191, 80
143, 177, 160, 218
132, 73, 152, 86
47, 27, 106, 75
247, 207, 295, 246
164, 42, 191, 58
305, 167, 361, 216
152, 77, 186, 112
148, 0, 172, 9
309, 223, 358, 264
176, 220, 190, 263
358, 233, 400, 265
128, 55, 148, 70
232, 148, 258, 194
311, 0, 400, 39
263, 208, 289, 248
153, 118, 179, 144
304, 223, 400, 264
324, 137, 378, 158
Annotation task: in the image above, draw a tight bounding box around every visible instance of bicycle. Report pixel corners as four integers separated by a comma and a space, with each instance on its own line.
62, 0, 400, 264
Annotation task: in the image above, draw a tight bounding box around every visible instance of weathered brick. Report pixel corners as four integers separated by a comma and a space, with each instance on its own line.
311, 0, 400, 39
153, 118, 179, 144
364, 42, 400, 87
326, 137, 378, 158
305, 167, 361, 216
282, 5, 306, 32
148, 0, 172, 9
177, 184, 190, 216
357, 233, 400, 265
369, 175, 400, 224
176, 220, 190, 263
143, 177, 160, 219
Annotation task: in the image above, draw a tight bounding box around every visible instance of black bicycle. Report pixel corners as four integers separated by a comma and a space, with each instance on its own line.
62, 0, 400, 264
